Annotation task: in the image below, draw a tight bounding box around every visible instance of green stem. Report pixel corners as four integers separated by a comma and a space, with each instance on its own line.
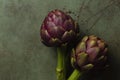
68, 69, 82, 80
56, 47, 66, 80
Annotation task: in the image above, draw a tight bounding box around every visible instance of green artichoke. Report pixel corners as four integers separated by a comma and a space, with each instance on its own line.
71, 35, 108, 71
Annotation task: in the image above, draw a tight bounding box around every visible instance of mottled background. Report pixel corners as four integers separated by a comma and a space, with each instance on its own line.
0, 0, 120, 80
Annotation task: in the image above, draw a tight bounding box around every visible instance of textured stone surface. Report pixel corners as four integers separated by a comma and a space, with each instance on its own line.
0, 0, 120, 80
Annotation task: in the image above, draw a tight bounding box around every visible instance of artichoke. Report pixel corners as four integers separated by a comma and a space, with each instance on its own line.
71, 35, 108, 71
40, 9, 79, 47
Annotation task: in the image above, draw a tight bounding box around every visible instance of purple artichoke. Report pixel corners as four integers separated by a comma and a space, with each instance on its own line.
71, 35, 108, 71
40, 9, 79, 47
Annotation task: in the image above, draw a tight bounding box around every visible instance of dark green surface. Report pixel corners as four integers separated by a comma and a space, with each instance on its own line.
0, 0, 120, 80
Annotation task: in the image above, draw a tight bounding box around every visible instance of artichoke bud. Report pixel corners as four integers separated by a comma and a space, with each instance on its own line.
71, 35, 108, 71
40, 9, 79, 47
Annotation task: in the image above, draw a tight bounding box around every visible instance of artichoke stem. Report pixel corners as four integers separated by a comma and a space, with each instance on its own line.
56, 47, 66, 80
68, 69, 82, 80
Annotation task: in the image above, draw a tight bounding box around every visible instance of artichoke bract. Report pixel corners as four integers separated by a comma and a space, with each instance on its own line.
71, 35, 108, 71
40, 9, 79, 47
